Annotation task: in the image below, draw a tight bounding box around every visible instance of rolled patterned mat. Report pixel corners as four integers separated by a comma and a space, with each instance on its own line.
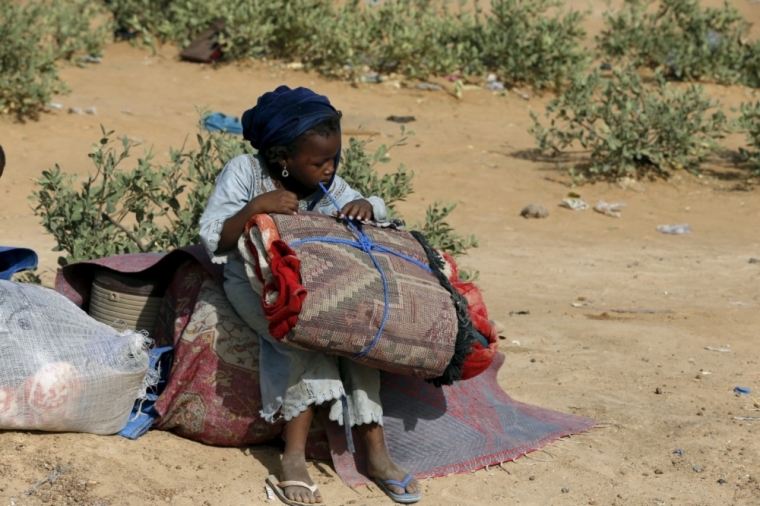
239, 211, 498, 386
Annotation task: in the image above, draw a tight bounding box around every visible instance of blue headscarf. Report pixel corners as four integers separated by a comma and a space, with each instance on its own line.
242, 86, 341, 209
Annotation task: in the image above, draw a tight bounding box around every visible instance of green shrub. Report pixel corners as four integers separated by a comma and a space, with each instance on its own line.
0, 0, 110, 119
338, 127, 416, 215
32, 124, 253, 266
597, 0, 760, 87
32, 122, 476, 266
737, 102, 760, 175
106, 0, 588, 89
479, 0, 589, 90
530, 67, 727, 182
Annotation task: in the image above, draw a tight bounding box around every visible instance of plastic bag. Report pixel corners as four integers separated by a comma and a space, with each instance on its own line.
0, 280, 151, 434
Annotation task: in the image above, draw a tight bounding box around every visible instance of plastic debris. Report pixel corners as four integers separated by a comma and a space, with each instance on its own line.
733, 416, 760, 421
284, 62, 304, 70
83, 55, 102, 64
45, 102, 62, 109
673, 449, 684, 456
69, 106, 97, 116
511, 340, 521, 346
560, 198, 588, 211
734, 386, 751, 395
361, 71, 380, 83
386, 115, 415, 123
657, 224, 692, 235
486, 73, 505, 91
202, 112, 243, 134
594, 200, 626, 218
414, 83, 442, 91
520, 204, 549, 219
705, 346, 731, 352
693, 466, 702, 473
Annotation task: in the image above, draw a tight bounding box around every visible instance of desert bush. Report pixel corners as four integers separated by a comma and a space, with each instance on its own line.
478, 0, 589, 90
737, 102, 760, 175
32, 122, 476, 266
530, 67, 727, 182
597, 0, 760, 87
338, 128, 416, 214
106, 0, 588, 89
0, 0, 110, 119
32, 124, 253, 266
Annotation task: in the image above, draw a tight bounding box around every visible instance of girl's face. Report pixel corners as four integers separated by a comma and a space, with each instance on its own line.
280, 133, 340, 191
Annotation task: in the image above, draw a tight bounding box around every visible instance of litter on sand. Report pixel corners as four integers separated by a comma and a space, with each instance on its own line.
734, 386, 751, 395
733, 416, 760, 421
414, 83, 443, 91
45, 102, 63, 109
68, 106, 97, 116
486, 74, 505, 91
594, 200, 626, 218
520, 204, 549, 219
705, 346, 731, 352
560, 198, 588, 211
362, 71, 381, 83
657, 224, 692, 234
386, 115, 416, 123
202, 112, 243, 135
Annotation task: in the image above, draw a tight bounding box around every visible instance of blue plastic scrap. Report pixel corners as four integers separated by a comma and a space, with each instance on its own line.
734, 386, 751, 395
202, 112, 243, 135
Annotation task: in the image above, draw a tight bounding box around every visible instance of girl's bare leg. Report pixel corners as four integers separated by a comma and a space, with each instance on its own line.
281, 406, 323, 504
357, 422, 420, 496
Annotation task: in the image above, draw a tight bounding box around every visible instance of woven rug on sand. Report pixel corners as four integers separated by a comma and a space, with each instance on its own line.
324, 352, 596, 487
55, 249, 595, 485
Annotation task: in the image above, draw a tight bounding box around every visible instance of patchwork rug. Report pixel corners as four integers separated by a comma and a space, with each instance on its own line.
56, 248, 596, 485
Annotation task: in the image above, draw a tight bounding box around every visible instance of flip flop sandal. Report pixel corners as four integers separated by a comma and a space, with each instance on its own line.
266, 475, 326, 506
373, 474, 422, 504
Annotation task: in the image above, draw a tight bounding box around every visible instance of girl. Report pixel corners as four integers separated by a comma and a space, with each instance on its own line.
199, 86, 421, 505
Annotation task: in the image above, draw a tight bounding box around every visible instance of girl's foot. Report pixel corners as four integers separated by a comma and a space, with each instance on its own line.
280, 453, 323, 504
367, 451, 420, 497
360, 423, 420, 497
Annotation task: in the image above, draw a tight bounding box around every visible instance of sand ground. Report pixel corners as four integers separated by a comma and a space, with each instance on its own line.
2, 3, 760, 504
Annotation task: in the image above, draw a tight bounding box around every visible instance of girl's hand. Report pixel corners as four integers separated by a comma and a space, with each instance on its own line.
253, 187, 299, 215
336, 199, 373, 221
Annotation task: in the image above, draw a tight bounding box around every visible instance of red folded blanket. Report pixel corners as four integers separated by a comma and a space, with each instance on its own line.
240, 212, 497, 385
